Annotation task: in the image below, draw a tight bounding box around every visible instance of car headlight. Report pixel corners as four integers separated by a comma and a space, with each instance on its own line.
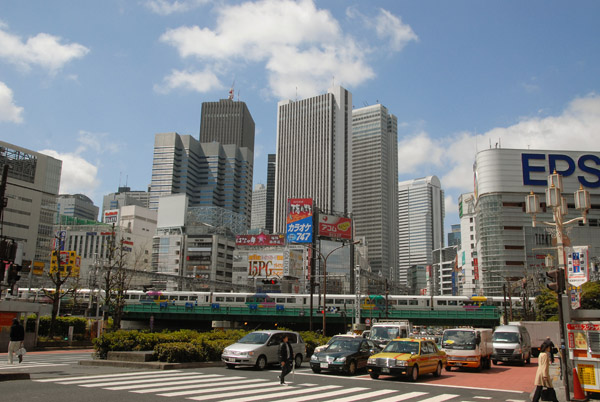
514, 348, 522, 354
396, 360, 407, 366
367, 358, 376, 365
310, 355, 318, 361
336, 356, 346, 362
248, 351, 254, 356
466, 357, 478, 361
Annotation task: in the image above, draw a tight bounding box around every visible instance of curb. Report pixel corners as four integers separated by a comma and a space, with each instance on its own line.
79, 360, 225, 370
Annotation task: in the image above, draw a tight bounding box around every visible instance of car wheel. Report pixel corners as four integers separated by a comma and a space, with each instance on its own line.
369, 372, 379, 379
311, 367, 321, 374
226, 363, 235, 369
433, 362, 442, 377
492, 360, 498, 365
410, 365, 419, 382
445, 366, 452, 372
347, 361, 357, 376
295, 354, 303, 369
255, 355, 267, 370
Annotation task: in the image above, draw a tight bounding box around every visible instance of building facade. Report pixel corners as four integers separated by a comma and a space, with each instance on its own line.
102, 186, 149, 219
274, 86, 353, 233
200, 98, 255, 152
0, 141, 62, 266
149, 132, 253, 229
397, 176, 445, 288
457, 192, 478, 296
57, 194, 99, 222
265, 154, 276, 234
474, 148, 600, 296
250, 183, 267, 231
351, 104, 398, 283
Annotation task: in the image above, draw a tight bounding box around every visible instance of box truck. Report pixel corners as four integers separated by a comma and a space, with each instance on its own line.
441, 327, 493, 371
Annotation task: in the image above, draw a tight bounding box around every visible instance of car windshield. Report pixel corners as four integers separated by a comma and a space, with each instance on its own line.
492, 332, 519, 343
237, 332, 270, 344
326, 339, 361, 352
371, 327, 400, 341
383, 341, 419, 354
442, 330, 476, 350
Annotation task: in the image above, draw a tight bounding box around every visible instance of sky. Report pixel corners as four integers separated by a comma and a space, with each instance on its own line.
1, 0, 600, 234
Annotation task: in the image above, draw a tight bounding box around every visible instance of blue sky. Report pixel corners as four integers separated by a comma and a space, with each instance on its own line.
1, 0, 600, 233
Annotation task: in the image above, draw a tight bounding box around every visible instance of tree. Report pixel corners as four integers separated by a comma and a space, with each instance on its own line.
535, 287, 559, 321
581, 280, 600, 309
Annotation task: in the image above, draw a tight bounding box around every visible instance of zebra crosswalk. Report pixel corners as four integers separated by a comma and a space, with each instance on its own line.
1, 353, 91, 370
34, 370, 528, 402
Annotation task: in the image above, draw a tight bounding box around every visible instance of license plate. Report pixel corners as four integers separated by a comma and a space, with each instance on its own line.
228, 358, 236, 362
320, 363, 328, 368
501, 358, 508, 361
382, 368, 390, 373
454, 363, 462, 366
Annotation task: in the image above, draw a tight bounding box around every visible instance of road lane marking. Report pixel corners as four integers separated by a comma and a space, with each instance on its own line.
315, 388, 397, 402
35, 370, 180, 382
369, 391, 429, 402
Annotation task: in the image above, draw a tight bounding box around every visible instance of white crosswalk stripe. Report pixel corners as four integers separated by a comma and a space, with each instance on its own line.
33, 370, 525, 402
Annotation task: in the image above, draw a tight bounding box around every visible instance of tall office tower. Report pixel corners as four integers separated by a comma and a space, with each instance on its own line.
352, 104, 398, 283
265, 154, 276, 234
250, 183, 267, 231
457, 192, 477, 296
0, 141, 62, 266
200, 98, 255, 152
397, 176, 445, 289
57, 194, 99, 222
102, 186, 149, 219
149, 132, 253, 228
448, 224, 461, 247
274, 86, 353, 232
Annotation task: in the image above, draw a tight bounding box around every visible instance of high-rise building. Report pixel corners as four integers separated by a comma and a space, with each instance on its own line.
0, 141, 62, 265
448, 224, 461, 247
457, 192, 478, 296
200, 98, 255, 152
149, 132, 253, 228
57, 194, 99, 222
265, 154, 276, 234
397, 176, 445, 288
102, 186, 150, 219
352, 104, 398, 282
274, 86, 353, 232
250, 183, 267, 231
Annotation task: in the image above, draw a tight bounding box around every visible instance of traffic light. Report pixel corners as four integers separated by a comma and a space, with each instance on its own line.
546, 268, 565, 293
262, 279, 278, 285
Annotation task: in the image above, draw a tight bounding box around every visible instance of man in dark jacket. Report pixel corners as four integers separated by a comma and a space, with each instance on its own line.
278, 335, 294, 385
8, 318, 25, 364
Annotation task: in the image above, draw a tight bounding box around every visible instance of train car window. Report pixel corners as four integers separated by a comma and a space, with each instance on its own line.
287, 298, 295, 304
189, 296, 198, 301
448, 300, 458, 306
130, 294, 139, 300
226, 297, 235, 302
178, 296, 187, 301
276, 298, 285, 303
409, 300, 418, 306
397, 300, 407, 305
437, 300, 447, 306
236, 297, 245, 302
216, 296, 225, 302
325, 299, 333, 304
124, 294, 130, 299
334, 299, 344, 305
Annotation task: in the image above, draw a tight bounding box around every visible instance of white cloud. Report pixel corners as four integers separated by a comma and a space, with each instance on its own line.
144, 0, 209, 15
374, 9, 418, 51
38, 149, 99, 195
158, 0, 412, 98
397, 131, 445, 174
76, 130, 121, 154
0, 81, 24, 123
445, 194, 458, 220
0, 23, 89, 72
154, 68, 223, 94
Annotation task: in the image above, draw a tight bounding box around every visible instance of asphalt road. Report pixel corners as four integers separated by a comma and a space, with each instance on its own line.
0, 350, 539, 402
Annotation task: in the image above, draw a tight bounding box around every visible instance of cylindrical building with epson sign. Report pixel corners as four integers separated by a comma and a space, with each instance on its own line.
473, 148, 600, 296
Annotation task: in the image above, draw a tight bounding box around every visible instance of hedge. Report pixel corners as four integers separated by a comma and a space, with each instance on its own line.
25, 315, 88, 339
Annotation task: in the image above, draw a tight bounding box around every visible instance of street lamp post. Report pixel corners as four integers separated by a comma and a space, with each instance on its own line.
525, 171, 590, 402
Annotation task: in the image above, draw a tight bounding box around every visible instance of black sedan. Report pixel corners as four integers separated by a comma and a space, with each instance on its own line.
310, 338, 379, 375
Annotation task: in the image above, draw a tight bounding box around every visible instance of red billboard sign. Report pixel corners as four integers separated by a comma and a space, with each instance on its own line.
236, 234, 286, 247
318, 214, 352, 239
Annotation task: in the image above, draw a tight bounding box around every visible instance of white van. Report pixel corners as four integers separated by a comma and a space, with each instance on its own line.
221, 330, 306, 370
491, 325, 532, 365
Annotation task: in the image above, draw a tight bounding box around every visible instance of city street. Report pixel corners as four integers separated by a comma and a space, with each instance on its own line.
0, 350, 538, 402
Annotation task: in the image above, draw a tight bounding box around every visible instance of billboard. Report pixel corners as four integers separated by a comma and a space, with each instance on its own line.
50, 251, 81, 277
318, 214, 352, 240
566, 246, 590, 287
236, 234, 286, 247
286, 198, 313, 243
104, 210, 119, 224
247, 252, 284, 279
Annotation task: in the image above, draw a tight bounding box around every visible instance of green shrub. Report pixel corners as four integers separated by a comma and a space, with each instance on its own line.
155, 342, 202, 363
25, 315, 88, 338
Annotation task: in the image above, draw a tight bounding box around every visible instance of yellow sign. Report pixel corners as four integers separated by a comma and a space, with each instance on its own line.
577, 364, 597, 386
50, 250, 81, 277
575, 332, 588, 350
32, 261, 45, 276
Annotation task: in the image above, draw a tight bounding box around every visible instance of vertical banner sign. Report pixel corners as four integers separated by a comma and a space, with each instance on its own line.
473, 258, 479, 280
286, 198, 313, 243
565, 246, 589, 287
569, 284, 582, 309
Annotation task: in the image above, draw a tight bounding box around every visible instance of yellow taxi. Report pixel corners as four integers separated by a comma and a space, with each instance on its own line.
366, 337, 447, 381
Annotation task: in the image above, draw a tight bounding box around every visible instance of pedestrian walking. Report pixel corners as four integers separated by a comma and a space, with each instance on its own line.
7, 318, 25, 364
531, 342, 558, 402
278, 334, 294, 385
542, 337, 556, 364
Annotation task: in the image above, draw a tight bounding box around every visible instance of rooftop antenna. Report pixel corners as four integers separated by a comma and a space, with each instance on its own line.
228, 80, 235, 100
119, 171, 122, 188
295, 86, 298, 101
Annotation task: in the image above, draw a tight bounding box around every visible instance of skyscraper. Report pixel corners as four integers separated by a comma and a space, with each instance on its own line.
397, 176, 445, 288
200, 98, 255, 152
265, 154, 276, 234
149, 132, 252, 228
57, 194, 99, 222
250, 183, 266, 231
274, 86, 352, 232
352, 104, 398, 283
